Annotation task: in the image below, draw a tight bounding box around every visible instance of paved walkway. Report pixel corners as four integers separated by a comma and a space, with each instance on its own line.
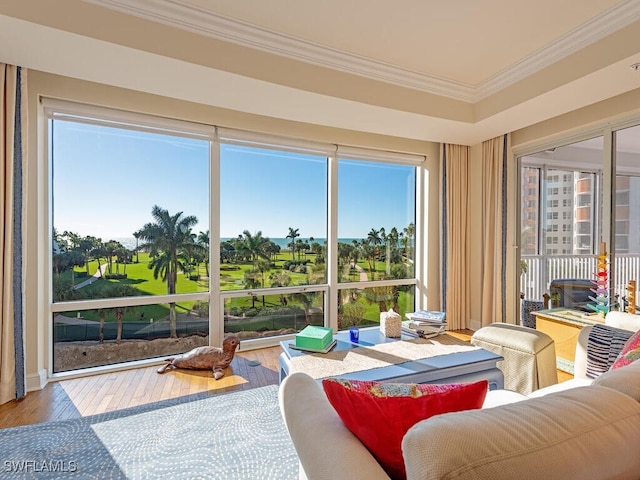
73, 262, 109, 290
54, 314, 98, 325
342, 262, 369, 282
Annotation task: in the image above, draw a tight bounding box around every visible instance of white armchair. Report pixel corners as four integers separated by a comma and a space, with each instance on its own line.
530, 312, 639, 397
604, 311, 640, 332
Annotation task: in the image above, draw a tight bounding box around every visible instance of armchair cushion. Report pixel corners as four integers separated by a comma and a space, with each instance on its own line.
322, 378, 487, 480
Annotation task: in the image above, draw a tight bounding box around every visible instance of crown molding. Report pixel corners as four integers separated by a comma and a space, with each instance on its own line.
476, 0, 640, 100
85, 0, 640, 103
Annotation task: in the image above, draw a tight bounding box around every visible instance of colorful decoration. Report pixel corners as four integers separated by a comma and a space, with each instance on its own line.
627, 280, 637, 314
587, 242, 611, 317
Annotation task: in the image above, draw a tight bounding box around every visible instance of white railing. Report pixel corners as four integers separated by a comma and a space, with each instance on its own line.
521, 254, 640, 304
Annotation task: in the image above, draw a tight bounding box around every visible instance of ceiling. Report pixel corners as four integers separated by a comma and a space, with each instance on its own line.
2, 0, 640, 145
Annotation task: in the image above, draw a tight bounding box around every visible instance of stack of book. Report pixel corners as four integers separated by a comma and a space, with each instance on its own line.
402, 310, 447, 338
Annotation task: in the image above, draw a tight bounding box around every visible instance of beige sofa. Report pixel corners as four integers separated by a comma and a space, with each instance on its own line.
279, 321, 640, 480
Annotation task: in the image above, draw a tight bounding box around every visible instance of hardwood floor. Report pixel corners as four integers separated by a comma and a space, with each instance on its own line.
0, 329, 572, 429
0, 347, 281, 429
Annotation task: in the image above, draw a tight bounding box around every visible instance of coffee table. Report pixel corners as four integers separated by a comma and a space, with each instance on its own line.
279, 328, 504, 390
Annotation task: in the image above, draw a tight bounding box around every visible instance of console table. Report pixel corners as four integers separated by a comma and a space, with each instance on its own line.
533, 308, 605, 369
279, 328, 504, 390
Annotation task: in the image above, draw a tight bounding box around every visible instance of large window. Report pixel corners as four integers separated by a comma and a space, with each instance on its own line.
519, 137, 603, 302
44, 102, 423, 375
48, 106, 211, 373
520, 125, 640, 311
219, 142, 329, 338
336, 156, 416, 328
614, 125, 640, 309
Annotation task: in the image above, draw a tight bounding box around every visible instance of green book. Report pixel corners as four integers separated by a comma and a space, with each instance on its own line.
295, 325, 333, 350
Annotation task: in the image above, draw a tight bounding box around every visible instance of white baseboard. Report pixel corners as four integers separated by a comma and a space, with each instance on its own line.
26, 369, 48, 392
468, 319, 482, 332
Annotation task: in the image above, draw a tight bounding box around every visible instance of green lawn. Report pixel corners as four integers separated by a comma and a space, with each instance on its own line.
60, 250, 410, 329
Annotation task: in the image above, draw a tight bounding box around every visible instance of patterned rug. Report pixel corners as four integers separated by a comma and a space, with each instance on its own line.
289, 333, 477, 379
0, 385, 298, 480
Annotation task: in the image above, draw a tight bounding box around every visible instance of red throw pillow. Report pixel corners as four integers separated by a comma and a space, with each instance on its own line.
322, 378, 488, 480
611, 328, 640, 370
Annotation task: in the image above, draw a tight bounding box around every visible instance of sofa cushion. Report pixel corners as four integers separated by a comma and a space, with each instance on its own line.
611, 328, 640, 370
322, 378, 487, 480
402, 386, 640, 480
482, 389, 527, 408
279, 372, 392, 480
593, 359, 640, 402
526, 378, 593, 398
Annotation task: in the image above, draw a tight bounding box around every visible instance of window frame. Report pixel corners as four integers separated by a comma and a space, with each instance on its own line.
41, 99, 426, 377
515, 120, 640, 305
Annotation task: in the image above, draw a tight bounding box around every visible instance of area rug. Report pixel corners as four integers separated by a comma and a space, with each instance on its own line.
0, 385, 298, 480
289, 333, 477, 379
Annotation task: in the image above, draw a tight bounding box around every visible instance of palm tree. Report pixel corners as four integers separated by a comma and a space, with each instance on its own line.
286, 227, 300, 260
291, 291, 319, 326
197, 230, 210, 277
361, 241, 377, 280
243, 270, 261, 308
110, 284, 139, 344
295, 239, 305, 260
63, 230, 81, 250
114, 245, 131, 275
255, 258, 271, 288
89, 284, 137, 343
78, 236, 101, 276
220, 240, 236, 264
265, 240, 281, 262
133, 229, 142, 263
269, 270, 291, 306
241, 230, 271, 267
380, 227, 396, 276
103, 240, 122, 276
403, 222, 415, 261
367, 227, 382, 260
138, 205, 199, 338
89, 241, 106, 279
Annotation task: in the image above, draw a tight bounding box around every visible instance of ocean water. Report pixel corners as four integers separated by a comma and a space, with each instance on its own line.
116, 237, 363, 251
221, 237, 362, 249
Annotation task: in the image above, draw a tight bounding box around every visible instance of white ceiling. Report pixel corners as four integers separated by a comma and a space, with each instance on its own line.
2, 0, 640, 145
143, 0, 626, 95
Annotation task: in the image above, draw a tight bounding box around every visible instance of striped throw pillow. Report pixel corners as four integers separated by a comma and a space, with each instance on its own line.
585, 324, 633, 379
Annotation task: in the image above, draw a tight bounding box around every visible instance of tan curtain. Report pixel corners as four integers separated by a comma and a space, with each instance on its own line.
443, 144, 470, 330
480, 135, 506, 327
0, 64, 26, 405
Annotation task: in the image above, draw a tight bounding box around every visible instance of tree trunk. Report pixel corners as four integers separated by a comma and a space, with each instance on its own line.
99, 311, 105, 343
169, 302, 177, 338
116, 308, 123, 344
169, 266, 177, 338
386, 244, 391, 275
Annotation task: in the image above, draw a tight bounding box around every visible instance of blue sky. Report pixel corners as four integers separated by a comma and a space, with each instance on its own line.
52, 120, 415, 242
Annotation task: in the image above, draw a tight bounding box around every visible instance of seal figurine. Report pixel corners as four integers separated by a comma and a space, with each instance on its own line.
157, 334, 241, 379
